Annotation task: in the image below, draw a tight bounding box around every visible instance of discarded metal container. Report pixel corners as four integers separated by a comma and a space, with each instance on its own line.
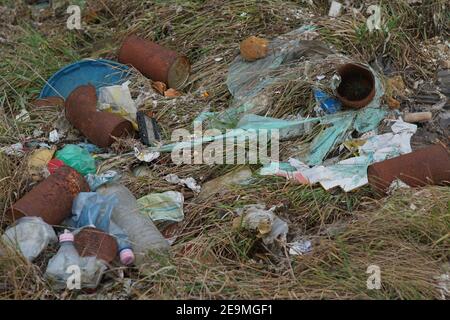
336, 63, 375, 109
65, 85, 133, 148
118, 35, 190, 89
8, 166, 89, 225
368, 144, 450, 194
74, 227, 118, 264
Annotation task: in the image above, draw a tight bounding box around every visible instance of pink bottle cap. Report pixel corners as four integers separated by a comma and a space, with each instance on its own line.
59, 231, 74, 243
119, 249, 135, 265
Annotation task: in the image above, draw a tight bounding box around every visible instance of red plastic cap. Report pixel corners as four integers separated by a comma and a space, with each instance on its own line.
47, 158, 66, 174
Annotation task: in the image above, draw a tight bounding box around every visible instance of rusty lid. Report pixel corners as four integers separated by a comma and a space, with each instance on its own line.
74, 227, 118, 263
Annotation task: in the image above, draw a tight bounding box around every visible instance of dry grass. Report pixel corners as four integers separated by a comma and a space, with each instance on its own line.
0, 0, 449, 299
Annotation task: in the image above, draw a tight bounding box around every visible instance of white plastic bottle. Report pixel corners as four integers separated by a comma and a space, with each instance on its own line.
45, 230, 81, 290
96, 183, 169, 266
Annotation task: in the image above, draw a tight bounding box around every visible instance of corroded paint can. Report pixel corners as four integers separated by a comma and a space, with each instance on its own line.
118, 35, 190, 89
336, 63, 376, 109
8, 166, 89, 225
65, 85, 133, 148
368, 144, 450, 194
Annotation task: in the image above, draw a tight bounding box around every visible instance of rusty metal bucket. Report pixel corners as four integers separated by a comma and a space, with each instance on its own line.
74, 227, 118, 263
65, 85, 133, 148
118, 35, 190, 89
368, 144, 450, 194
8, 166, 89, 225
336, 63, 376, 109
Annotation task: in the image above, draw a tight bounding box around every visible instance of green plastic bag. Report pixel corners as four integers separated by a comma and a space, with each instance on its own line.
55, 144, 96, 176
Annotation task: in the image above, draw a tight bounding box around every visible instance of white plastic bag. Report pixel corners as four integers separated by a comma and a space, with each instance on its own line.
1, 217, 57, 261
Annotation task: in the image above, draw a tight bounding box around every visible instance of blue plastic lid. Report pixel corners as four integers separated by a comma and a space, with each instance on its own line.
39, 59, 131, 99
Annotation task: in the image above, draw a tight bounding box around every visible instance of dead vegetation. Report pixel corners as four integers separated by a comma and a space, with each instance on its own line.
0, 0, 449, 299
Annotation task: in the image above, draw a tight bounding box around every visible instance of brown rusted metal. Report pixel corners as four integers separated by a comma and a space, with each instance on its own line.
118, 35, 190, 89
336, 63, 376, 109
32, 96, 65, 108
8, 166, 89, 225
368, 144, 450, 195
74, 227, 118, 263
65, 85, 133, 148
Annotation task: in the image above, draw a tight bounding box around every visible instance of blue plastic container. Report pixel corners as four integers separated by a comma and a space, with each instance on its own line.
39, 59, 131, 99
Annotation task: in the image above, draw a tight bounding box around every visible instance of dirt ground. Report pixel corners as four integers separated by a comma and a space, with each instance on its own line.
0, 0, 449, 299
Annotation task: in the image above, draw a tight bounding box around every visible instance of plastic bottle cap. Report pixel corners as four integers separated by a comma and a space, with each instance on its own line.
119, 249, 135, 266
59, 232, 74, 243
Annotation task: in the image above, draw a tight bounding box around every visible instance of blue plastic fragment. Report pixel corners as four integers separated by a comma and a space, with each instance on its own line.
39, 59, 131, 99
313, 89, 342, 114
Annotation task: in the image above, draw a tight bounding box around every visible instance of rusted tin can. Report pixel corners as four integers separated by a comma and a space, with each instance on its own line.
118, 35, 190, 89
368, 144, 450, 194
336, 63, 376, 109
74, 227, 118, 263
8, 166, 89, 225
65, 85, 133, 148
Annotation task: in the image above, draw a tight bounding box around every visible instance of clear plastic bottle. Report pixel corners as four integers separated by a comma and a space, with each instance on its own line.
97, 183, 169, 266
110, 221, 135, 265
45, 230, 81, 290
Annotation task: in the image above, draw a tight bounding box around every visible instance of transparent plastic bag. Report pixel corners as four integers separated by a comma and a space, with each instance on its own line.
1, 217, 57, 261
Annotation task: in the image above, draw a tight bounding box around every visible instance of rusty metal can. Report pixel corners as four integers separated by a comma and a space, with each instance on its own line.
368, 144, 450, 194
65, 85, 133, 148
8, 166, 89, 225
336, 63, 376, 109
74, 227, 118, 263
118, 35, 190, 89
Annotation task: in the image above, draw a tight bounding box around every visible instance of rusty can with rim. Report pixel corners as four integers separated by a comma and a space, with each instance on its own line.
118, 35, 190, 89
368, 144, 450, 195
65, 85, 133, 148
336, 63, 376, 109
8, 166, 89, 225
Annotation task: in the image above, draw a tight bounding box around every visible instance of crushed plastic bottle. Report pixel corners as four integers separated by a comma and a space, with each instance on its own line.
70, 192, 135, 265
45, 230, 81, 290
1, 217, 57, 262
96, 183, 169, 266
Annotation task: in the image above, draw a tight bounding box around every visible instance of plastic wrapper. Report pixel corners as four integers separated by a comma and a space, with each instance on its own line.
55, 144, 96, 176
1, 217, 57, 261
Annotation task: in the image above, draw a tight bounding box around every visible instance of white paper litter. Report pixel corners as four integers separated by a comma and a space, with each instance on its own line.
164, 174, 201, 193
48, 129, 59, 143
1, 143, 24, 156
288, 240, 312, 256
259, 119, 417, 192
328, 1, 343, 17
134, 146, 160, 163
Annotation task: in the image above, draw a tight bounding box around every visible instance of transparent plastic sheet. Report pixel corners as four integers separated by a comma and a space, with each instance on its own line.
69, 192, 131, 251
85, 170, 120, 191
1, 217, 57, 262
154, 27, 386, 167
